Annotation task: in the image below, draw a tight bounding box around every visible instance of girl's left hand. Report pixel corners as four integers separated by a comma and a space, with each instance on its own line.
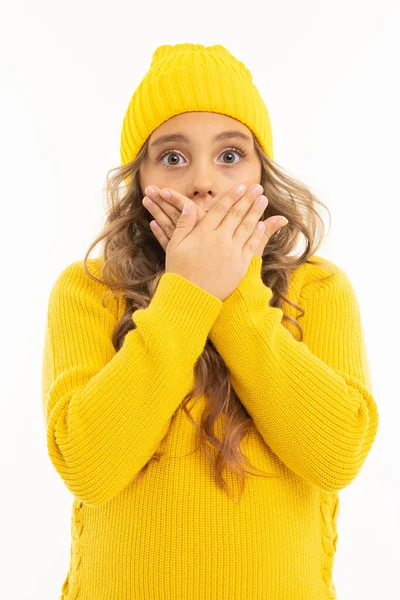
142, 185, 287, 257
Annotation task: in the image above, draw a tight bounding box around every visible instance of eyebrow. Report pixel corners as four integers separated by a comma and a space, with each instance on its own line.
149, 130, 253, 148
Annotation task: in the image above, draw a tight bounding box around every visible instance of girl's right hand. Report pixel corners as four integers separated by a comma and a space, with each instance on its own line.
165, 183, 277, 302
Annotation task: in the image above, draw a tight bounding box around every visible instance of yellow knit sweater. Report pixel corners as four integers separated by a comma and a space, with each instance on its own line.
41, 253, 379, 600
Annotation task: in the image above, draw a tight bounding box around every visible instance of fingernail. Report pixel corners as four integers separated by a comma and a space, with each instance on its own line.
235, 183, 247, 194
146, 186, 156, 198
160, 189, 171, 199
251, 184, 263, 195
277, 217, 288, 226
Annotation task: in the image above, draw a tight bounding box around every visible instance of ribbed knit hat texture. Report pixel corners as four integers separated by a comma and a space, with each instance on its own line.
120, 43, 274, 187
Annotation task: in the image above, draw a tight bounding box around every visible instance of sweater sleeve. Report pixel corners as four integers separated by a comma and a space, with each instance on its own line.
41, 260, 223, 507
208, 255, 379, 492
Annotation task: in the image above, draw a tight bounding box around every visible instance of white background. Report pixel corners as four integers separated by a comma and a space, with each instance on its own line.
0, 1, 398, 598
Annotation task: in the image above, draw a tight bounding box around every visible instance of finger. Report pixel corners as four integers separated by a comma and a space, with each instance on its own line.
254, 216, 289, 257
158, 187, 206, 220
206, 183, 262, 231
242, 219, 266, 260
145, 185, 181, 223
231, 192, 268, 245
142, 196, 176, 238
149, 220, 169, 252
263, 215, 289, 240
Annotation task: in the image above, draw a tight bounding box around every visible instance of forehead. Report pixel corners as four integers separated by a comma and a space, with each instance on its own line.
149, 112, 253, 148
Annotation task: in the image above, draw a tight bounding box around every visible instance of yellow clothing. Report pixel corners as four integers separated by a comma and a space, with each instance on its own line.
41, 254, 378, 600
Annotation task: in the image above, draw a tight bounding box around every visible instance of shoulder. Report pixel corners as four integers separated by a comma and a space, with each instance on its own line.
47, 256, 119, 315
290, 254, 356, 300
50, 256, 105, 292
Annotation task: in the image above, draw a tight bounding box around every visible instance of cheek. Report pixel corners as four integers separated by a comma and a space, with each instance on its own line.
140, 163, 179, 191
227, 169, 260, 189
246, 161, 262, 181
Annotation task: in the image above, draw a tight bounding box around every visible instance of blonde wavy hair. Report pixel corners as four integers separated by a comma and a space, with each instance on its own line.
83, 132, 335, 502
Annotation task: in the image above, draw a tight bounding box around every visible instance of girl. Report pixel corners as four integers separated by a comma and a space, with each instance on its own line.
42, 43, 379, 600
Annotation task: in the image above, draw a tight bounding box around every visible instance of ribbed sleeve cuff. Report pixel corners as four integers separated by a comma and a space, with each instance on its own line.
209, 255, 274, 334
132, 270, 223, 339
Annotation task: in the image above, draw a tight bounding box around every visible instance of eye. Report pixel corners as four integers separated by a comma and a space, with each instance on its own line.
159, 147, 247, 168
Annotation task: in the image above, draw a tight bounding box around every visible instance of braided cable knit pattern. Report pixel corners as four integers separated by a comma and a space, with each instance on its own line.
60, 500, 84, 600
320, 493, 340, 599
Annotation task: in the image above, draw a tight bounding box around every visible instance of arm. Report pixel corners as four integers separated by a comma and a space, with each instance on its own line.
208, 255, 379, 492
42, 260, 223, 507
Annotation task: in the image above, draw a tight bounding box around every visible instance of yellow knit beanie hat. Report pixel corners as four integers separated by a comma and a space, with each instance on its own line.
120, 43, 274, 187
